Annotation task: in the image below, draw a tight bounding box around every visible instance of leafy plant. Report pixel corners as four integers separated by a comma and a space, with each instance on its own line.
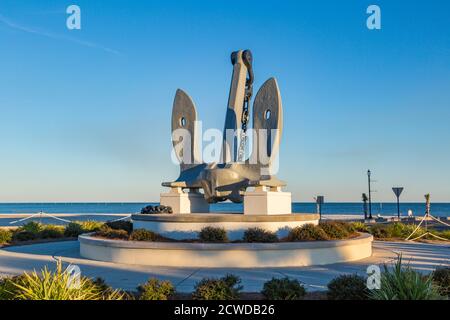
105, 220, 133, 234
137, 278, 175, 300
370, 255, 442, 300
198, 226, 228, 243
319, 221, 350, 239
130, 229, 163, 242
327, 274, 368, 300
64, 221, 105, 237
193, 274, 242, 300
64, 222, 84, 237
261, 277, 306, 300
39, 225, 65, 239
19, 221, 44, 234
12, 230, 37, 242
243, 228, 278, 243
287, 224, 329, 241
96, 225, 129, 240
432, 267, 450, 297
3, 260, 124, 300
350, 221, 369, 233
0, 229, 12, 244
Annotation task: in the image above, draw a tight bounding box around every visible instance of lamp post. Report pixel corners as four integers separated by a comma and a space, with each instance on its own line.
367, 170, 373, 219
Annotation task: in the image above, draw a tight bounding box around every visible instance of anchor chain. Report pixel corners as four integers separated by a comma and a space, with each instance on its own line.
237, 50, 254, 162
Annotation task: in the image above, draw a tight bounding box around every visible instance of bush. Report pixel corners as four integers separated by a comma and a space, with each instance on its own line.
2, 260, 124, 300
287, 224, 329, 241
369, 223, 425, 240
0, 275, 26, 300
64, 222, 84, 237
193, 274, 242, 300
96, 225, 129, 240
327, 274, 368, 300
79, 221, 104, 232
12, 230, 37, 242
261, 278, 306, 300
64, 221, 104, 237
432, 267, 450, 297
137, 278, 175, 300
105, 220, 133, 234
19, 221, 43, 234
130, 229, 163, 242
370, 255, 442, 300
198, 227, 228, 243
319, 221, 350, 239
0, 229, 12, 244
350, 221, 369, 233
39, 225, 65, 239
436, 230, 450, 240
369, 224, 389, 239
243, 228, 278, 243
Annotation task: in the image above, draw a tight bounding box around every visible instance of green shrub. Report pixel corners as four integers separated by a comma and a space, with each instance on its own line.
137, 278, 175, 300
319, 221, 350, 239
350, 221, 369, 233
0, 229, 12, 244
198, 226, 228, 243
19, 221, 43, 234
39, 225, 65, 239
79, 220, 104, 232
105, 220, 133, 234
130, 229, 163, 242
327, 274, 368, 300
437, 230, 450, 240
261, 277, 306, 300
370, 255, 442, 300
369, 224, 389, 239
64, 222, 84, 237
96, 225, 129, 240
193, 274, 242, 300
2, 260, 124, 300
12, 230, 37, 242
0, 275, 26, 300
64, 221, 105, 237
243, 228, 278, 243
432, 267, 450, 297
369, 223, 425, 240
287, 224, 329, 241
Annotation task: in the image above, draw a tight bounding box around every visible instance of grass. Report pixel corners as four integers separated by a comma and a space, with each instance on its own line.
0, 260, 125, 300
370, 255, 443, 300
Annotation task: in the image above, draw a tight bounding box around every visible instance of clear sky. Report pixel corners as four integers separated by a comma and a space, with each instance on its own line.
0, 0, 449, 203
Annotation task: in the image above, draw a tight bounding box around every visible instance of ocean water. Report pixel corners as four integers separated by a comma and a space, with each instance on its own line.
0, 202, 449, 218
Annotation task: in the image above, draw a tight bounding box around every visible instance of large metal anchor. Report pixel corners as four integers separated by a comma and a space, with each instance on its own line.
163, 50, 285, 203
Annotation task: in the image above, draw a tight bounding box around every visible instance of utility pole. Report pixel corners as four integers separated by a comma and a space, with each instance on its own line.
367, 170, 373, 219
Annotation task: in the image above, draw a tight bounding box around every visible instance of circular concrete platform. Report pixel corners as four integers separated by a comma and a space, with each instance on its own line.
79, 233, 373, 268
132, 213, 320, 240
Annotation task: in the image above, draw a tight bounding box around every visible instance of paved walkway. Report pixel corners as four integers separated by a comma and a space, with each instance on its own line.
0, 241, 449, 292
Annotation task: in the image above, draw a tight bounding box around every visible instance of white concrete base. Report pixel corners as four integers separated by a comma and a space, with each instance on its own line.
160, 188, 210, 214
79, 233, 373, 268
132, 213, 319, 241
244, 187, 291, 215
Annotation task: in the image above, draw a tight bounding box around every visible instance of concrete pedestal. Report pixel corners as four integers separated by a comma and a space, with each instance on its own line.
244, 186, 292, 215
160, 188, 210, 214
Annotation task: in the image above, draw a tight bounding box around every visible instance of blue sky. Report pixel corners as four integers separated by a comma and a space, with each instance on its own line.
0, 0, 449, 202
